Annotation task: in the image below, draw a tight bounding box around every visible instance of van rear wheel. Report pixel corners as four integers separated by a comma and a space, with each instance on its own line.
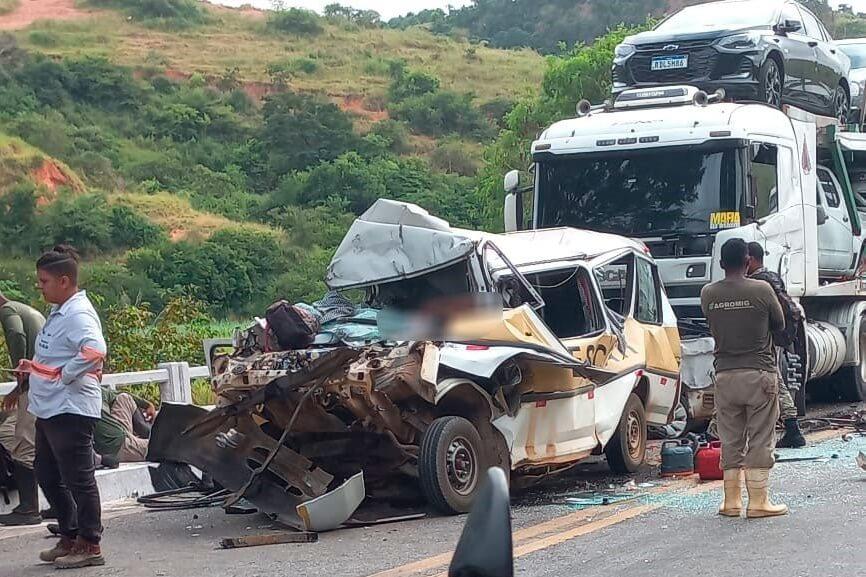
606, 394, 647, 474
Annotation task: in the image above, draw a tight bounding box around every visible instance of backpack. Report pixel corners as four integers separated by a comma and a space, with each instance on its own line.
751, 269, 802, 349
265, 301, 320, 350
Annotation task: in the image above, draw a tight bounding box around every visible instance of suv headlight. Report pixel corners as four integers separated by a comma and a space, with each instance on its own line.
717, 32, 760, 51
615, 43, 636, 59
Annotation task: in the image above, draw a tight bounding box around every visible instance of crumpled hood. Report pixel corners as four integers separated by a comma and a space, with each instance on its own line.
325, 199, 476, 290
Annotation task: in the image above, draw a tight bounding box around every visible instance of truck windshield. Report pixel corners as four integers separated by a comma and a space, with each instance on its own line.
535, 143, 745, 237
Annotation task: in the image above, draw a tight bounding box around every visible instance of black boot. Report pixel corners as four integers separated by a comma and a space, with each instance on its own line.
0, 463, 42, 526
132, 408, 152, 439
778, 418, 806, 448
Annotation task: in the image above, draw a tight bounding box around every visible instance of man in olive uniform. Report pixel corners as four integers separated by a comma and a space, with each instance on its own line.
93, 387, 153, 468
701, 239, 788, 519
0, 291, 45, 526
746, 242, 806, 448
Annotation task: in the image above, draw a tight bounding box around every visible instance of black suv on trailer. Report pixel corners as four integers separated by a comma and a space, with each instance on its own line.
612, 0, 851, 121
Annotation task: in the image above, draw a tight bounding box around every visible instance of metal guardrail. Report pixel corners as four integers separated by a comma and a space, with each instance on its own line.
0, 362, 210, 404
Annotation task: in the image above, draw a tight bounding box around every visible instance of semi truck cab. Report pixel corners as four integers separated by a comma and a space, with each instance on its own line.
505, 85, 866, 403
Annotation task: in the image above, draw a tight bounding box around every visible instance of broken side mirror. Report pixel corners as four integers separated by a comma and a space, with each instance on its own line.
817, 204, 828, 225
448, 467, 513, 577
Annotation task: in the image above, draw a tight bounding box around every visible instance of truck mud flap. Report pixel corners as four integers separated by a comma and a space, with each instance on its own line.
149, 403, 348, 530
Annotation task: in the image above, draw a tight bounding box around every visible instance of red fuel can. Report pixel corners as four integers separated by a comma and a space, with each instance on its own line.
694, 441, 724, 481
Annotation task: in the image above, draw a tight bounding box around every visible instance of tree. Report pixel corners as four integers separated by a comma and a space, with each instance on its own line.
260, 91, 360, 177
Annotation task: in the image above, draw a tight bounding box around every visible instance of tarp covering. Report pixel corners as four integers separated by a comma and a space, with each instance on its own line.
325, 199, 476, 290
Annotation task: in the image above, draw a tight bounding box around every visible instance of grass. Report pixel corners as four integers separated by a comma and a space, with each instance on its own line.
16, 6, 544, 103
0, 0, 18, 15
114, 192, 277, 242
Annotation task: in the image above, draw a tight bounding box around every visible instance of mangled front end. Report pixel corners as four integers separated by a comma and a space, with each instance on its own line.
149, 343, 444, 530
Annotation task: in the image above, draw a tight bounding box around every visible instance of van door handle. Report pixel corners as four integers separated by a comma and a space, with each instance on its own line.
808, 41, 818, 47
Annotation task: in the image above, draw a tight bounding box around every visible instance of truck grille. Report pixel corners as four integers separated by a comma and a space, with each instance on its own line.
629, 47, 718, 83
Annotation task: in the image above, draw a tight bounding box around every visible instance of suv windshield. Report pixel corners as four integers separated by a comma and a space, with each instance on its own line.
654, 1, 779, 33
839, 43, 866, 68
536, 142, 746, 237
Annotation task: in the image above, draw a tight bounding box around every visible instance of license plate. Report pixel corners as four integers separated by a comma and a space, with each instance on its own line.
651, 55, 688, 71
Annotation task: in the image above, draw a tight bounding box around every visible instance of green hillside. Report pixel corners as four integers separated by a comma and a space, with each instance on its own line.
0, 0, 544, 322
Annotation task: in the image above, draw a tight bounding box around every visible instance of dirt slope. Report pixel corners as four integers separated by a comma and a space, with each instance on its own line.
0, 0, 93, 31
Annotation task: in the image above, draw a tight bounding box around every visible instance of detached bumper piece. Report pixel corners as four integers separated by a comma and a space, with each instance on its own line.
149, 404, 362, 530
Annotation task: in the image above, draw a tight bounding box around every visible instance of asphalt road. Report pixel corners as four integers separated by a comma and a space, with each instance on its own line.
0, 412, 863, 577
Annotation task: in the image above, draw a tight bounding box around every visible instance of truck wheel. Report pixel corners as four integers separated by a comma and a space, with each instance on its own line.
606, 394, 647, 474
837, 318, 866, 401
419, 416, 485, 514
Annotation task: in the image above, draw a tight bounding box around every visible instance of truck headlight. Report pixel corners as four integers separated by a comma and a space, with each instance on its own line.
615, 43, 636, 59
717, 32, 760, 51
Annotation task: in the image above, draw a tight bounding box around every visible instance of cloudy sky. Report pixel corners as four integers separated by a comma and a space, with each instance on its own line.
209, 1, 472, 19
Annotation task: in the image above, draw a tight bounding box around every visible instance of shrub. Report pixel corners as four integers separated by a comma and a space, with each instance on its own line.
368, 120, 411, 155
27, 30, 56, 47
88, 0, 209, 28
430, 137, 481, 176
109, 205, 166, 249
266, 6, 323, 36
390, 90, 494, 139
388, 69, 440, 102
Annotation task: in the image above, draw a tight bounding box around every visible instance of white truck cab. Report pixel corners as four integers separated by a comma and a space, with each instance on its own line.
505, 85, 866, 405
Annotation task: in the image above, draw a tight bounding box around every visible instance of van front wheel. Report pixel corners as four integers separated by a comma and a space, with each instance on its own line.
606, 394, 647, 474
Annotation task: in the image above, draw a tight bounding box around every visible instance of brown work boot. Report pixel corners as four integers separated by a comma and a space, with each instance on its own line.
39, 536, 76, 563
745, 468, 788, 518
54, 537, 105, 569
718, 468, 743, 517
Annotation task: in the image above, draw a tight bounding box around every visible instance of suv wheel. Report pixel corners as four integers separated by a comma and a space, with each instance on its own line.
759, 58, 782, 108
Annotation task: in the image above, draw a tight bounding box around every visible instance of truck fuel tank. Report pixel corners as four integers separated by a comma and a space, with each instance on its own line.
805, 320, 847, 380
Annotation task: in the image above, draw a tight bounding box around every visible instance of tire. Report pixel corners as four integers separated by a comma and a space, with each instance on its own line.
605, 393, 647, 474
834, 84, 850, 125
419, 416, 486, 515
758, 57, 783, 109
836, 315, 866, 402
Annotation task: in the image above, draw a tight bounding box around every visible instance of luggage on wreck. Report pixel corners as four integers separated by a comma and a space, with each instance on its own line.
265, 300, 321, 350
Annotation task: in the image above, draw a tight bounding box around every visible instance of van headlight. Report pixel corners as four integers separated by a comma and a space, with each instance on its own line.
615, 43, 636, 59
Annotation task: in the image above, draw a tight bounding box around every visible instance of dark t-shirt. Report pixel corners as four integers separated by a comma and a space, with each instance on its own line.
700, 277, 784, 373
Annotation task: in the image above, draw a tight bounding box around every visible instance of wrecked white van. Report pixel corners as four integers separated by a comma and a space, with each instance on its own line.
150, 200, 682, 529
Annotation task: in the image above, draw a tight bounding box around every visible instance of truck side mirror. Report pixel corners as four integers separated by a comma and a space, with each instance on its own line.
817, 205, 828, 225
504, 170, 521, 233
504, 193, 519, 233
504, 170, 519, 194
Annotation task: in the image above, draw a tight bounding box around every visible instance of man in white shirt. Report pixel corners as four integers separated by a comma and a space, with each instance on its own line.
18, 246, 107, 569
